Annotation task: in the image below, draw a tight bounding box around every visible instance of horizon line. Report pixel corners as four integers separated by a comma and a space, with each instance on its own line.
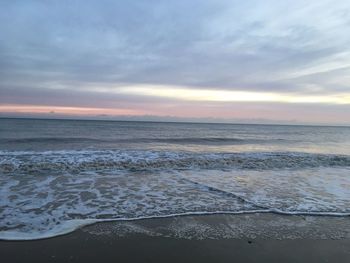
1, 116, 349, 128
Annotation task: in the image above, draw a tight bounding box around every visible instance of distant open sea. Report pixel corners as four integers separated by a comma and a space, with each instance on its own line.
0, 118, 350, 240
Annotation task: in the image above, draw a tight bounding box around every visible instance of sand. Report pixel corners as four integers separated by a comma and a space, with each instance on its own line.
1, 213, 350, 263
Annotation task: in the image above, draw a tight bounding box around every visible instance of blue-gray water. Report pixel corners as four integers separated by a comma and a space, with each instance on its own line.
0, 118, 350, 240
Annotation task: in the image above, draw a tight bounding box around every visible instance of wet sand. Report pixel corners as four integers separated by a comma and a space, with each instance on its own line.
1, 213, 350, 263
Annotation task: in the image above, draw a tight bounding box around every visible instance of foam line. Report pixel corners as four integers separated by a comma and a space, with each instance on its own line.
1, 150, 350, 173
177, 173, 270, 210
1, 210, 350, 241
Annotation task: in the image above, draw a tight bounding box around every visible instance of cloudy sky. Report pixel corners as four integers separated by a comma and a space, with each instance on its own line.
1, 0, 350, 124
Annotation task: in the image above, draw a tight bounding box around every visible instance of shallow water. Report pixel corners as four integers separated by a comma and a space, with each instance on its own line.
0, 118, 349, 240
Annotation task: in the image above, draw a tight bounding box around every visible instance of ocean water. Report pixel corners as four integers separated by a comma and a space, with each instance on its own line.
0, 118, 350, 240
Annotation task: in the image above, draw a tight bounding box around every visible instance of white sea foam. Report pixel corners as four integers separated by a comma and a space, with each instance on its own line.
0, 169, 259, 240
1, 150, 350, 240
1, 168, 350, 240
1, 150, 349, 173
181, 168, 350, 213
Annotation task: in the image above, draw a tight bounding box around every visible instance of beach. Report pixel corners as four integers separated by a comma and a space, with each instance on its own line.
2, 0, 350, 261
1, 213, 350, 263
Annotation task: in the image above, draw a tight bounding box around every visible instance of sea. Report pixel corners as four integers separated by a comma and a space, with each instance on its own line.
0, 118, 349, 240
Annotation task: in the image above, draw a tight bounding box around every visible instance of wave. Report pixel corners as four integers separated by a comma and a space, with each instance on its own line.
145, 137, 246, 144
0, 136, 284, 145
1, 209, 349, 241
179, 175, 269, 210
1, 150, 349, 173
1, 151, 349, 241
0, 137, 104, 144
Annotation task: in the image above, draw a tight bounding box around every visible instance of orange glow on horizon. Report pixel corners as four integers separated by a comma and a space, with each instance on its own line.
0, 104, 145, 116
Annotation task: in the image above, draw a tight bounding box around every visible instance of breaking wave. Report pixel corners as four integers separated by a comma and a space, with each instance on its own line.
1, 150, 349, 174
0, 136, 286, 145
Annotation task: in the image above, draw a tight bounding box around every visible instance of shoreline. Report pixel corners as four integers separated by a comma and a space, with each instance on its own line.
1, 210, 350, 241
1, 213, 350, 262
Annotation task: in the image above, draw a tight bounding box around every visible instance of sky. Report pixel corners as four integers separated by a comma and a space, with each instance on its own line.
0, 0, 350, 125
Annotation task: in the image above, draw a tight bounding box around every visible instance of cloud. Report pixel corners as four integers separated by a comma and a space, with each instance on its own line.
0, 0, 350, 124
